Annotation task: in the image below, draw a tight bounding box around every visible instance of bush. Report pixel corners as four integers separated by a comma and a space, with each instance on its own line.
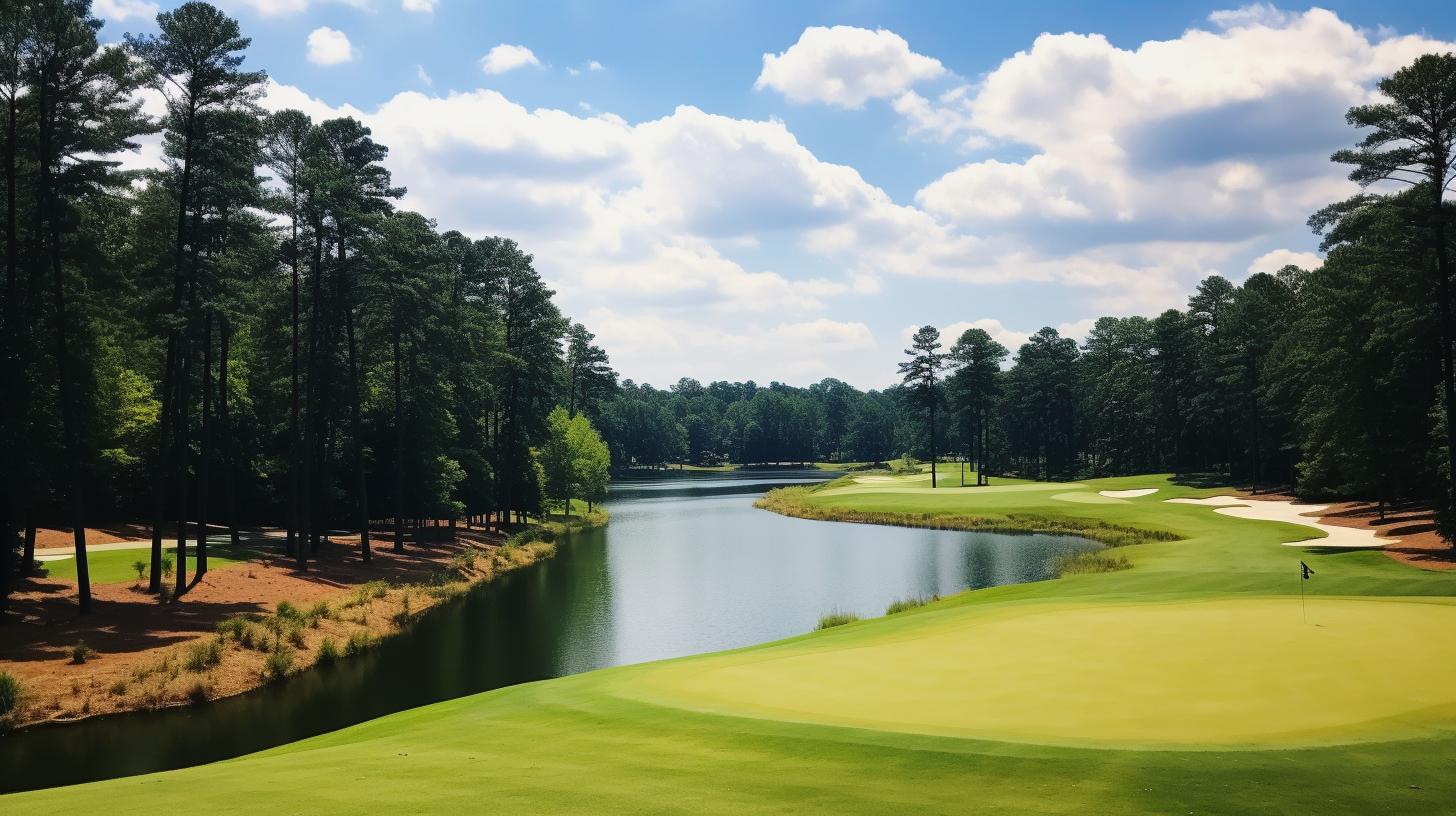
343, 630, 373, 656
216, 615, 249, 640
70, 640, 93, 664
816, 611, 860, 630
275, 600, 303, 622
316, 637, 339, 665
263, 644, 294, 681
161, 555, 174, 579
885, 595, 938, 615
0, 672, 20, 719
156, 583, 174, 605
183, 638, 223, 672
306, 601, 332, 624
449, 550, 477, 576
132, 560, 147, 582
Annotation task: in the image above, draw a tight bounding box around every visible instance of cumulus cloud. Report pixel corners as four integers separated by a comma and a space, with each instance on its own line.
402, 0, 437, 12
1249, 248, 1323, 274
912, 318, 1097, 360
306, 27, 356, 65
481, 44, 540, 75
912, 8, 1456, 246
756, 26, 944, 108
94, 0, 160, 23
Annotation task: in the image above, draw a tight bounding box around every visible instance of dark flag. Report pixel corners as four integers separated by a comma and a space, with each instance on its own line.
1300, 561, 1315, 580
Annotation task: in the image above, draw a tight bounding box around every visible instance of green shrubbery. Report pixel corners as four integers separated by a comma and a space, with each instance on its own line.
184, 638, 223, 672
885, 595, 938, 615
816, 611, 861, 630
0, 671, 20, 721
1053, 551, 1132, 576
316, 637, 339, 665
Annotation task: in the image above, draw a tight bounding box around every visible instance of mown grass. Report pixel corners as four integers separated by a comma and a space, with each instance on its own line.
7, 475, 1454, 815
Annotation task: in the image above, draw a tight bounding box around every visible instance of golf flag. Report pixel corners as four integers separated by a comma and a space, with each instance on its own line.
1300, 561, 1315, 580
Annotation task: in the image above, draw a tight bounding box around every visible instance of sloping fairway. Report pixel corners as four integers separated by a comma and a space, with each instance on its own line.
7, 473, 1456, 814
627, 597, 1456, 746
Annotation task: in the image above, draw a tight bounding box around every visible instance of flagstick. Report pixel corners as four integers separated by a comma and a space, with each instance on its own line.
1300, 570, 1307, 625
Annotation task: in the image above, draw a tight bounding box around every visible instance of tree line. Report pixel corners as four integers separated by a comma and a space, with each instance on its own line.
0, 1, 619, 614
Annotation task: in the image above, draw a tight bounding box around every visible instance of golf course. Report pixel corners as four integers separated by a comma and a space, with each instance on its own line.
7, 470, 1455, 814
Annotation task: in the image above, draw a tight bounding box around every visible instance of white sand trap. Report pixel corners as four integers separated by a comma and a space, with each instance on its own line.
1165, 496, 1392, 549
1099, 488, 1159, 498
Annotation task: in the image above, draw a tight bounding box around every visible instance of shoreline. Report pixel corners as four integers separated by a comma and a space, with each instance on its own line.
0, 512, 607, 730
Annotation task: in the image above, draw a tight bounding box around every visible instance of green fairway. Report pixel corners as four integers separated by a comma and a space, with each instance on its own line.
8, 473, 1456, 814
40, 540, 258, 585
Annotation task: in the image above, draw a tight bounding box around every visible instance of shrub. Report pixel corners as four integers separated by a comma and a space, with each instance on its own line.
216, 615, 249, 640
161, 555, 174, 579
156, 583, 174, 605
816, 611, 860, 630
287, 624, 307, 649
132, 560, 147, 583
183, 638, 223, 672
70, 640, 93, 664
450, 550, 477, 576
343, 630, 373, 656
108, 678, 128, 696
275, 600, 303, 622
0, 672, 20, 719
885, 595, 938, 615
263, 644, 294, 681
316, 637, 339, 665
306, 601, 332, 624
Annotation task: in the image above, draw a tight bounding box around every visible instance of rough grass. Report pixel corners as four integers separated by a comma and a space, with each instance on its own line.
816, 610, 860, 629
1053, 551, 1132, 575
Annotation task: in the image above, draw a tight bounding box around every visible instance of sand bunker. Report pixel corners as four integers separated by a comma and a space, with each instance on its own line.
1166, 496, 1391, 549
1099, 488, 1159, 498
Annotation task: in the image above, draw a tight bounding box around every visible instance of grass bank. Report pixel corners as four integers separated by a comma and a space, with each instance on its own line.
6, 478, 1455, 814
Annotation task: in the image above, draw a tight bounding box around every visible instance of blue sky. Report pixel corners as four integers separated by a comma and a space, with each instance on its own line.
97, 1, 1456, 388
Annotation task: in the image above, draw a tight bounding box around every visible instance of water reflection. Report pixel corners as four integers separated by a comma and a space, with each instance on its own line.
0, 470, 1095, 793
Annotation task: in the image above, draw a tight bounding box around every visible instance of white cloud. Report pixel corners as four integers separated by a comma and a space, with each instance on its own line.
94, 0, 159, 23
911, 318, 1096, 360
481, 44, 540, 75
402, 0, 437, 12
756, 26, 945, 108
415, 64, 433, 86
912, 8, 1456, 245
1248, 248, 1323, 275
587, 60, 605, 72
306, 27, 356, 66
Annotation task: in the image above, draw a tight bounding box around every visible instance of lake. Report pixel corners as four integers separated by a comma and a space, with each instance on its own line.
0, 470, 1097, 793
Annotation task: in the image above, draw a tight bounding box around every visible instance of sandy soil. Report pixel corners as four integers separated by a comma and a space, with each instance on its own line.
0, 524, 543, 727
1098, 488, 1159, 498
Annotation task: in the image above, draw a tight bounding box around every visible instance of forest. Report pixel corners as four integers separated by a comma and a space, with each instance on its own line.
0, 1, 618, 613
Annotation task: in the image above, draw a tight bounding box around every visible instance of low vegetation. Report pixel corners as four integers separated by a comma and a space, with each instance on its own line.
885, 595, 937, 615
816, 611, 861, 630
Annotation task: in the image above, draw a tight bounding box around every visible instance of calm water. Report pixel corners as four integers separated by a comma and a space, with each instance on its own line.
0, 470, 1096, 793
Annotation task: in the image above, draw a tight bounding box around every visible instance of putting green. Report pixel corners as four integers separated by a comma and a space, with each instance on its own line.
628, 597, 1456, 747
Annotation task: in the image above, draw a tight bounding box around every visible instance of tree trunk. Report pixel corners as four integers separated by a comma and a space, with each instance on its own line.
149, 338, 175, 593
928, 398, 937, 489
1434, 183, 1456, 544
342, 242, 370, 563
174, 341, 191, 596
220, 317, 239, 547
393, 321, 405, 553
196, 314, 213, 577
287, 201, 300, 558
